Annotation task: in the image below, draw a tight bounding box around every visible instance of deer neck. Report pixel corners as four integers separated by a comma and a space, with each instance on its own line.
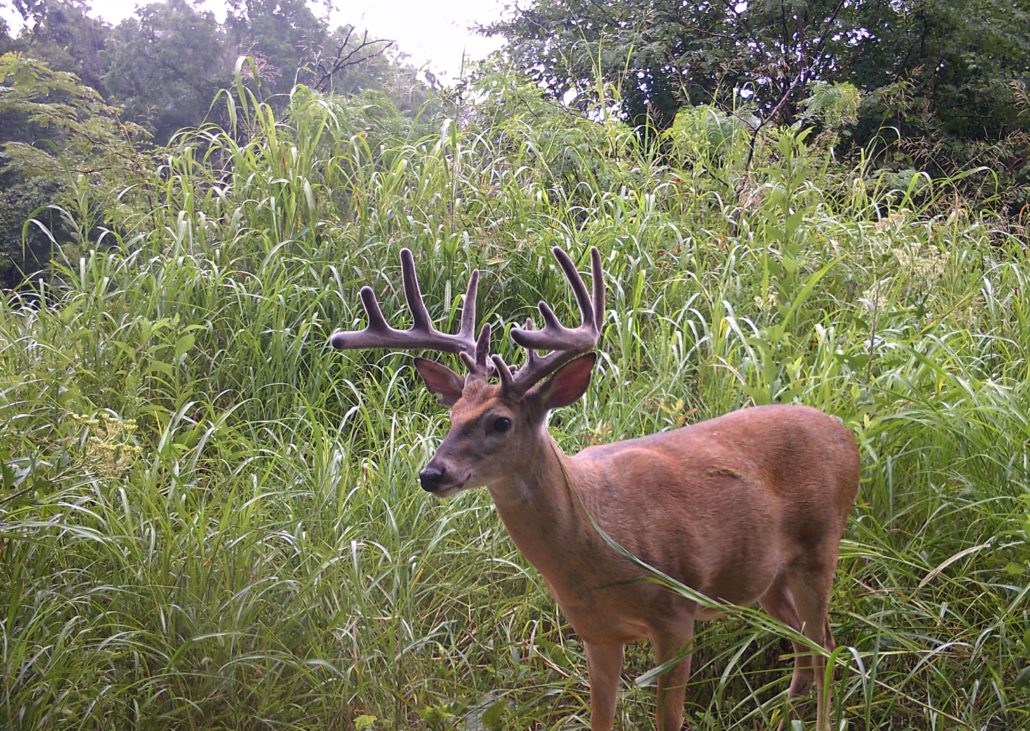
486, 431, 602, 590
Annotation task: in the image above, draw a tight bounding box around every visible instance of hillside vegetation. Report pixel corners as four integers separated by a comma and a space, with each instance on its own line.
1, 67, 1028, 729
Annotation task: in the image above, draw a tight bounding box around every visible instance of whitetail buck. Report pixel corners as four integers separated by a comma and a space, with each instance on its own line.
331, 247, 859, 731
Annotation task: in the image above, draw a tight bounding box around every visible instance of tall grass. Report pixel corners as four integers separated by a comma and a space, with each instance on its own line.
1, 68, 1027, 729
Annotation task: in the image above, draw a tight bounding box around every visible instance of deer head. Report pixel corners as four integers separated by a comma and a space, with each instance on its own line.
330, 246, 604, 497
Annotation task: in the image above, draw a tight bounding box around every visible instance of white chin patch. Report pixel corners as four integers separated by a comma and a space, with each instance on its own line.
432, 484, 466, 498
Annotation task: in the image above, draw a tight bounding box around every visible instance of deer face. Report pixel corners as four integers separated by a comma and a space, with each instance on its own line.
414, 354, 596, 497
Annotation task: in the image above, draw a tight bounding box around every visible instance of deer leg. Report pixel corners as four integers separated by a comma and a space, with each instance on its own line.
786, 562, 837, 731
584, 641, 624, 731
759, 575, 812, 696
652, 618, 695, 731
823, 615, 836, 652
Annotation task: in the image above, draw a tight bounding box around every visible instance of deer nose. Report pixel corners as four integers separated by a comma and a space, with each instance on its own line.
419, 465, 447, 492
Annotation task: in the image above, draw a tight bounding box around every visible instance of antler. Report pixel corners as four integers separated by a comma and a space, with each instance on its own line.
330, 248, 492, 378
492, 247, 604, 398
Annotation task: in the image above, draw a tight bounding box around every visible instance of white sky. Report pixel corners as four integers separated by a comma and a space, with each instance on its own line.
331, 0, 506, 79
4, 0, 508, 81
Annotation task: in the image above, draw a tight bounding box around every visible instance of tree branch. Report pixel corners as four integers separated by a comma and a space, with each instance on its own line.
735, 0, 848, 206
313, 28, 394, 92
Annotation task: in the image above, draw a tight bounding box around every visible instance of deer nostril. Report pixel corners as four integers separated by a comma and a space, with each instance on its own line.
419, 465, 446, 492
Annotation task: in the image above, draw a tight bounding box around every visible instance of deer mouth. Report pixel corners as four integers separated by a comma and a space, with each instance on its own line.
427, 472, 474, 498
432, 486, 462, 498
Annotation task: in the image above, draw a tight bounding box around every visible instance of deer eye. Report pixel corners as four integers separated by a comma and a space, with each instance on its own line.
492, 416, 512, 433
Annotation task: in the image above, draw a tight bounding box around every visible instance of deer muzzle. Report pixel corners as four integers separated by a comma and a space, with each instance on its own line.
418, 464, 448, 492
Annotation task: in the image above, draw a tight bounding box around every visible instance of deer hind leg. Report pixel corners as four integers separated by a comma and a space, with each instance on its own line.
652, 617, 695, 731
784, 558, 837, 731
584, 641, 624, 731
758, 574, 813, 697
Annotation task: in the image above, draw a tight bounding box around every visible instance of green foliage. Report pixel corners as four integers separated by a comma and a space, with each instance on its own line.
461, 64, 652, 205
664, 103, 753, 176
1, 64, 1028, 729
222, 0, 431, 118
9, 0, 110, 91
486, 0, 1029, 213
226, 0, 326, 96
799, 81, 860, 134
0, 52, 153, 285
849, 0, 1030, 213
0, 0, 437, 284
484, 0, 886, 127
3, 0, 431, 144
0, 52, 148, 180
0, 176, 61, 286
102, 0, 228, 144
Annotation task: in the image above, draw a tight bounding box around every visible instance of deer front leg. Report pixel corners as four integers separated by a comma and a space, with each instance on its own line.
584, 641, 624, 731
653, 618, 695, 731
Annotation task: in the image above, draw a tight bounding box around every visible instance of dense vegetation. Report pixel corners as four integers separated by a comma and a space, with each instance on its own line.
2, 0, 1029, 727
4, 0, 1026, 285
487, 0, 1030, 214
1, 0, 429, 284
1, 53, 1028, 727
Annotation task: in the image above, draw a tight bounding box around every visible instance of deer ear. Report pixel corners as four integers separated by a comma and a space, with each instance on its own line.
414, 357, 465, 407
529, 352, 596, 411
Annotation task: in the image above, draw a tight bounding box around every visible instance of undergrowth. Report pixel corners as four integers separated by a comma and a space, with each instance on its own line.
1, 67, 1027, 729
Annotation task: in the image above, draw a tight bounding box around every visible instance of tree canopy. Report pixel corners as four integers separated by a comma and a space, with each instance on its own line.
3, 0, 428, 142
0, 0, 433, 284
486, 0, 1029, 197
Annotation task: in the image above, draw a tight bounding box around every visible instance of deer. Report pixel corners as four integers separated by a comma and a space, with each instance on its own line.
330, 246, 859, 731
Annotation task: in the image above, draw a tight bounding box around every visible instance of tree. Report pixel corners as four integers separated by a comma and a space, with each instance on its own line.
225, 0, 331, 97
0, 53, 151, 286
485, 0, 880, 128
7, 0, 111, 91
224, 0, 412, 104
1, 17, 16, 55
486, 0, 1028, 210
852, 1, 1029, 156
102, 0, 228, 143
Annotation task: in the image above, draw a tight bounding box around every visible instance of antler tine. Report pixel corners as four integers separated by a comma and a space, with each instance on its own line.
590, 247, 604, 329
400, 247, 433, 331
459, 270, 480, 341
330, 248, 484, 363
360, 286, 390, 331
521, 319, 539, 367
490, 354, 514, 392
555, 246, 596, 329
459, 322, 495, 381
504, 247, 605, 398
